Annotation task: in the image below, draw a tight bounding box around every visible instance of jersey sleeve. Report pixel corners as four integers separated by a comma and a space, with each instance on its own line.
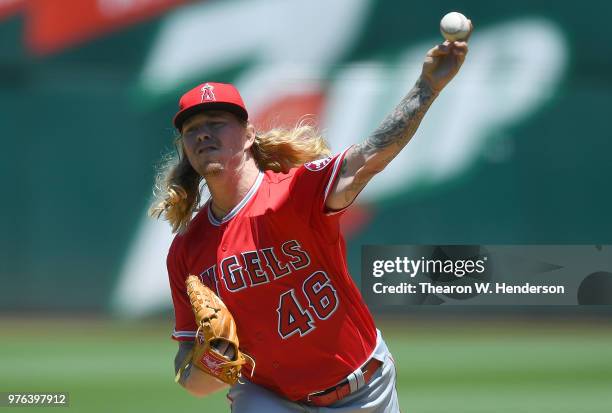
289, 147, 352, 226
167, 237, 197, 342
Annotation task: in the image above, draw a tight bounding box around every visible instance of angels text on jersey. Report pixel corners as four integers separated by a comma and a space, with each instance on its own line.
197, 239, 340, 339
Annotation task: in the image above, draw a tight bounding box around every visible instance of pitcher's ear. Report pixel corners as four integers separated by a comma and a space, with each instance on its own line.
245, 123, 256, 148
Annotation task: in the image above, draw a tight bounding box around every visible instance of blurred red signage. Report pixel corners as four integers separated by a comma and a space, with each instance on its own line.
0, 0, 23, 20
25, 0, 194, 55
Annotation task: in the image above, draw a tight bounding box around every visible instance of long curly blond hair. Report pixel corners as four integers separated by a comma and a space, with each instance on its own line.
149, 123, 331, 234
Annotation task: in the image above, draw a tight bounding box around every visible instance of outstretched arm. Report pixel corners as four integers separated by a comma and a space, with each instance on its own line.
326, 33, 471, 211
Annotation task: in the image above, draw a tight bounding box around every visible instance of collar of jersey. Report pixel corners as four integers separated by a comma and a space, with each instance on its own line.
207, 171, 264, 226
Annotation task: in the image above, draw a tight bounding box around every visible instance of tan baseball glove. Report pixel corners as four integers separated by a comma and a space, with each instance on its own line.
175, 275, 252, 386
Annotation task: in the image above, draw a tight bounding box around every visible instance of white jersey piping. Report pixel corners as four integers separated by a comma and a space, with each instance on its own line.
207, 171, 264, 226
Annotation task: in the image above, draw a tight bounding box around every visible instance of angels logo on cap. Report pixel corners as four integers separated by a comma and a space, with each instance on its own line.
200, 83, 216, 102
173, 82, 249, 131
304, 156, 333, 171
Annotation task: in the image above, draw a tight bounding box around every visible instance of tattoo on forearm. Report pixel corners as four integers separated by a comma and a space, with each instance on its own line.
358, 78, 437, 157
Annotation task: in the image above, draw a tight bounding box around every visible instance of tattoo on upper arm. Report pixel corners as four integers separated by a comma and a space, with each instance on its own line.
361, 78, 437, 156
340, 158, 348, 176
333, 78, 437, 204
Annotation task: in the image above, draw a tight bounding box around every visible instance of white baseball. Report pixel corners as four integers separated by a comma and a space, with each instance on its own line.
440, 12, 470, 42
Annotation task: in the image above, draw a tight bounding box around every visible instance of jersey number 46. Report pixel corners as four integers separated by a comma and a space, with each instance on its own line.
276, 271, 339, 339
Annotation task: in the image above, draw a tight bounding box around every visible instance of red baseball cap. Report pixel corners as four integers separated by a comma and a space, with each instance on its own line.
173, 82, 248, 131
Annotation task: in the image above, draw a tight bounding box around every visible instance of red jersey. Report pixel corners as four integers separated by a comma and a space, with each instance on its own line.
167, 148, 377, 401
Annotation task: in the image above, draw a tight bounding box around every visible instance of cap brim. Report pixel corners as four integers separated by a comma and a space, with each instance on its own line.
173, 102, 248, 131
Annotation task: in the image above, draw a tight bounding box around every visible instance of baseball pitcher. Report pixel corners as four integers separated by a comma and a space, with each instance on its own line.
150, 27, 471, 412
